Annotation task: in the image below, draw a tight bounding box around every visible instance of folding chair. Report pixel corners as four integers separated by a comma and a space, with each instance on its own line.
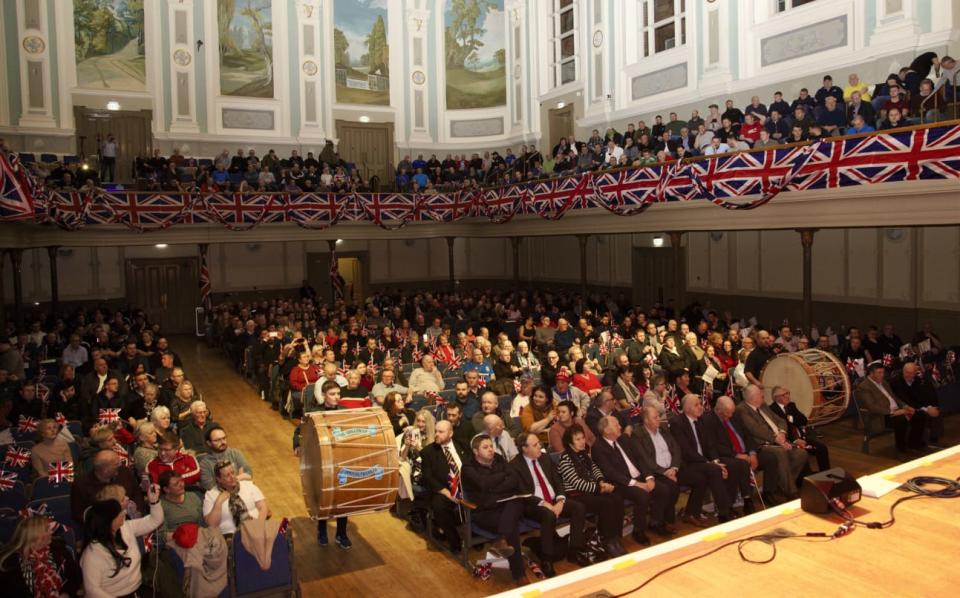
232, 528, 298, 597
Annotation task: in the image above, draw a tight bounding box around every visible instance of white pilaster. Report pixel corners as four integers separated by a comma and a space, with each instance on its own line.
16, 0, 56, 128
168, 0, 200, 134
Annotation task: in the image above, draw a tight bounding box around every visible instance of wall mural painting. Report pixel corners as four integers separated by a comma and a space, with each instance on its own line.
218, 0, 274, 98
333, 0, 390, 106
444, 0, 506, 110
74, 0, 146, 91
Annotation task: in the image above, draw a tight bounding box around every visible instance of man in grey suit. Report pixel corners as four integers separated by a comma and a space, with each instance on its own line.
735, 385, 808, 497
856, 361, 927, 456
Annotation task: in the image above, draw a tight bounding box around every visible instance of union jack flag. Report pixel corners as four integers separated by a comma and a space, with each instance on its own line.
336, 366, 349, 378
591, 167, 661, 215
411, 347, 424, 363
367, 361, 380, 377
17, 415, 38, 434
18, 503, 64, 532
48, 461, 74, 484
664, 388, 680, 415
277, 517, 290, 537
98, 408, 121, 425
202, 192, 283, 231
0, 151, 36, 221
611, 334, 624, 348
4, 446, 31, 469
37, 382, 50, 404
357, 193, 416, 228
99, 190, 194, 231
0, 469, 17, 492
143, 530, 155, 553
448, 470, 462, 499
513, 377, 522, 393
882, 353, 894, 368
54, 412, 67, 427
286, 192, 342, 229
424, 390, 443, 405
199, 244, 212, 312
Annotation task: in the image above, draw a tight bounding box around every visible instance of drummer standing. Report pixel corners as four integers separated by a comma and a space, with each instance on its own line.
293, 380, 353, 549
744, 331, 776, 387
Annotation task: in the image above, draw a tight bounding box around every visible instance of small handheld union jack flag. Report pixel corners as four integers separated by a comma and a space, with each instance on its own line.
446, 354, 463, 370
4, 446, 31, 469
19, 503, 65, 532
54, 412, 67, 427
37, 383, 50, 404
336, 365, 349, 378
513, 377, 522, 393
142, 530, 155, 553
0, 469, 17, 492
98, 408, 121, 425
17, 415, 38, 434
612, 334, 624, 348
665, 388, 681, 415
882, 354, 893, 368
425, 390, 443, 405
367, 361, 380, 377
48, 461, 74, 484
447, 470, 462, 499
411, 347, 424, 363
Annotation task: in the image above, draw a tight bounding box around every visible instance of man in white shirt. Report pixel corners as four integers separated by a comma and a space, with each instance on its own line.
510, 432, 590, 576
407, 355, 445, 396
603, 140, 624, 166
202, 461, 268, 535
703, 136, 731, 156
61, 334, 89, 368
100, 133, 118, 182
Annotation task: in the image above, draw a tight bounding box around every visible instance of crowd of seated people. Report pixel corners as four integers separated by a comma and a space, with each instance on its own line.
0, 309, 269, 597
206, 282, 954, 584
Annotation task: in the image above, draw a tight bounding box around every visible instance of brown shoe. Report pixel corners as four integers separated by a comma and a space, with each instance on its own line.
490, 538, 515, 558
681, 513, 712, 528
514, 575, 530, 587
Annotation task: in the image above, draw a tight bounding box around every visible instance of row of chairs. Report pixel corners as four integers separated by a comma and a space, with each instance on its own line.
17, 152, 80, 165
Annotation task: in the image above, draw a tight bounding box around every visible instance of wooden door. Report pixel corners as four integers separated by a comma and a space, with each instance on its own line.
74, 106, 153, 182
336, 120, 394, 188
125, 258, 197, 333
548, 105, 574, 147
632, 247, 677, 311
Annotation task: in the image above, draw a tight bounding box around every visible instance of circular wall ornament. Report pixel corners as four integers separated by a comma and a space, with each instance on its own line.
592, 30, 604, 48
173, 48, 192, 66
302, 60, 318, 76
22, 36, 45, 54
411, 70, 426, 85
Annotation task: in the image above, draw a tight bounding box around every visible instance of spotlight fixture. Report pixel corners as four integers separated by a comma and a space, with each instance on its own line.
556, 101, 566, 109
652, 236, 664, 247
155, 243, 168, 249
106, 101, 120, 111
359, 115, 370, 123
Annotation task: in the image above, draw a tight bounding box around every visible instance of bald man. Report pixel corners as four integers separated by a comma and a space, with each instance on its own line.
71, 449, 145, 523
890, 362, 943, 449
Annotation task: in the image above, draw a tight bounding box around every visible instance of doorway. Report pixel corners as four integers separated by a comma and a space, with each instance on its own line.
125, 257, 198, 333
306, 251, 369, 303
74, 106, 153, 182
632, 247, 677, 311
548, 104, 574, 151
335, 120, 394, 189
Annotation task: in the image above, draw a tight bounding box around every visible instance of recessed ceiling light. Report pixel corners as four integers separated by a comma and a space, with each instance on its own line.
359, 115, 370, 123
652, 236, 664, 247
106, 101, 120, 111
556, 101, 566, 109
336, 239, 344, 244
155, 243, 168, 249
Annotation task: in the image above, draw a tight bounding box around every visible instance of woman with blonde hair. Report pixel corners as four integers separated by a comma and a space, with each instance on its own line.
0, 515, 82, 596
172, 379, 200, 421
133, 421, 159, 475
150, 405, 174, 435
416, 408, 436, 447
89, 425, 131, 468
31, 418, 73, 478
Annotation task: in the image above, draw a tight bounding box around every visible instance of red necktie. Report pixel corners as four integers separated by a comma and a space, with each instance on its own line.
532, 459, 553, 503
724, 419, 745, 453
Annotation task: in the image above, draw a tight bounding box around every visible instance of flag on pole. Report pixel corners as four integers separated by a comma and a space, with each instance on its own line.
199, 244, 212, 312
330, 250, 345, 302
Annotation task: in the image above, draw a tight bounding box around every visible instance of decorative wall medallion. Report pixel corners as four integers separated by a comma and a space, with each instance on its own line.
173, 49, 192, 66
592, 30, 603, 48
411, 70, 426, 85
514, 64, 521, 79
22, 36, 45, 54
302, 60, 318, 76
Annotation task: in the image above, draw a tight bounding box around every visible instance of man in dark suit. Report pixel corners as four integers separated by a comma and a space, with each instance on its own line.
669, 395, 749, 518
510, 432, 590, 577
889, 362, 943, 449
462, 434, 528, 586
421, 420, 471, 552
584, 388, 630, 438
592, 414, 669, 546
701, 396, 775, 507
735, 385, 808, 498
855, 362, 928, 456
768, 386, 831, 471
79, 356, 121, 411
83, 375, 127, 434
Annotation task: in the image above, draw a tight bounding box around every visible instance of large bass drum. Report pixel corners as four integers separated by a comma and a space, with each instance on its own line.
760, 349, 850, 425
299, 408, 400, 519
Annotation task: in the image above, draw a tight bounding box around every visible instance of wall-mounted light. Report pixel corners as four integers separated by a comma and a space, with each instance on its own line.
652, 236, 664, 247
336, 239, 344, 245
106, 101, 120, 111
155, 243, 168, 249
556, 101, 566, 109
359, 115, 370, 123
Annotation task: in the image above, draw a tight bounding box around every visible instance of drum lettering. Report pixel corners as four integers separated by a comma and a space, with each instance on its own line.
337, 465, 385, 486
332, 425, 378, 441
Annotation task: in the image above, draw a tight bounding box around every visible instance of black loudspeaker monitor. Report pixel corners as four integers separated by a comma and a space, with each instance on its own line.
800, 467, 862, 514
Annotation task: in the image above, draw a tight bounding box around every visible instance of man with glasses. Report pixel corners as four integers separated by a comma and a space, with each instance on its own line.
199, 425, 254, 490
203, 461, 268, 535
768, 386, 831, 472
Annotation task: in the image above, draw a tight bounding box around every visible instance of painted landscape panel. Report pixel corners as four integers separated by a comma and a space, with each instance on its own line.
333, 0, 390, 106
444, 0, 506, 110
218, 0, 274, 98
74, 0, 146, 91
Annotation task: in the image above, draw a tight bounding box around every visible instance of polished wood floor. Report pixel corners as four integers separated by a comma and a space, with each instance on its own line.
179, 338, 957, 595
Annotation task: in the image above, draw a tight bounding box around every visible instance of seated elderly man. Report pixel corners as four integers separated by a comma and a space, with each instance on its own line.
890, 362, 943, 449
768, 385, 831, 472
472, 390, 522, 439
159, 470, 204, 532
371, 369, 410, 405
481, 413, 519, 461
856, 362, 928, 458
203, 461, 269, 535
735, 385, 808, 497
548, 400, 596, 453
147, 430, 201, 487
178, 400, 217, 454
199, 424, 254, 490
71, 449, 145, 523
462, 348, 494, 383
408, 355, 445, 396
552, 369, 590, 415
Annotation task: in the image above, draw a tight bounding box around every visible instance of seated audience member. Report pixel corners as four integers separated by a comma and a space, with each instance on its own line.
856, 362, 928, 457
520, 385, 556, 446
462, 348, 494, 383
287, 350, 319, 415
339, 370, 372, 409
472, 390, 521, 439
159, 470, 204, 531
843, 72, 872, 102
735, 385, 808, 497
815, 75, 844, 106
511, 432, 591, 576
170, 379, 200, 422
481, 413, 520, 461
515, 341, 541, 374
461, 435, 528, 585
71, 449, 145, 524
548, 400, 596, 453
846, 91, 876, 127
890, 362, 943, 449
151, 404, 175, 437
591, 415, 668, 546
0, 515, 82, 596
816, 96, 846, 136
383, 392, 416, 436
848, 114, 875, 135
764, 110, 790, 140
408, 355, 445, 395
371, 369, 409, 404
444, 402, 475, 448
133, 421, 159, 474
671, 394, 753, 515
30, 418, 73, 478
572, 358, 603, 398
421, 420, 470, 552
584, 387, 629, 438
753, 129, 778, 149
556, 423, 626, 558
179, 400, 216, 454
552, 369, 590, 415
88, 425, 132, 469
146, 430, 201, 487
451, 379, 480, 421
611, 366, 643, 410
80, 487, 163, 598
768, 386, 831, 472
203, 461, 268, 535
199, 424, 254, 490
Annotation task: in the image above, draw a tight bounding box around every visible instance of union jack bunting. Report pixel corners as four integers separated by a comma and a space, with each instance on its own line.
18, 503, 64, 532
4, 446, 31, 469
6, 124, 960, 228
37, 382, 50, 404
17, 415, 38, 434
424, 390, 443, 405
0, 469, 17, 492
98, 408, 122, 425
48, 461, 74, 484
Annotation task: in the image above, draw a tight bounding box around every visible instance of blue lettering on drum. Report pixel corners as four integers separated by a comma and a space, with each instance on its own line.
338, 465, 384, 486
332, 425, 378, 441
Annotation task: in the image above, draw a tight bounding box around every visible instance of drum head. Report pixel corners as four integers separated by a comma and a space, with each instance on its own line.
299, 415, 327, 519
761, 356, 815, 416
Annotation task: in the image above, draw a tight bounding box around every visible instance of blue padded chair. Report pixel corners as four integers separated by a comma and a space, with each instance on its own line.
40, 153, 58, 163
0, 514, 20, 543
167, 547, 231, 597
31, 476, 72, 501
0, 481, 27, 512
232, 528, 297, 597
438, 389, 457, 404
63, 155, 80, 165
66, 421, 82, 438
497, 395, 513, 415
19, 153, 36, 163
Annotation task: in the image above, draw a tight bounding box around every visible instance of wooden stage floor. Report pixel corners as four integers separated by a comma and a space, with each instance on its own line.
182, 338, 959, 596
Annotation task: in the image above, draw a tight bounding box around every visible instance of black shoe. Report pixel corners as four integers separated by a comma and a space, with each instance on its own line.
631, 530, 651, 546
270, 403, 279, 411
650, 523, 676, 537
448, 540, 462, 553
604, 540, 627, 558
742, 499, 755, 515
540, 560, 556, 578
566, 548, 595, 567
761, 492, 782, 506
